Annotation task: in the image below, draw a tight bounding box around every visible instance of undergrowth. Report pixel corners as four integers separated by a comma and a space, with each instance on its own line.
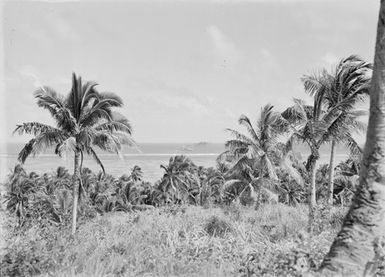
1, 204, 347, 277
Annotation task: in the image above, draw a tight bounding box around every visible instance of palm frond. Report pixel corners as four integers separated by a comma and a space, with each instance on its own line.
99, 92, 124, 107
344, 135, 363, 156
223, 179, 244, 190
262, 155, 278, 181
238, 114, 260, 142
225, 128, 256, 146
280, 155, 304, 186
93, 113, 132, 135
18, 131, 65, 163
55, 137, 77, 157
87, 147, 105, 174
79, 101, 113, 128
17, 139, 36, 164
281, 99, 309, 123
79, 81, 99, 114
302, 70, 331, 97
14, 122, 61, 136
34, 87, 77, 132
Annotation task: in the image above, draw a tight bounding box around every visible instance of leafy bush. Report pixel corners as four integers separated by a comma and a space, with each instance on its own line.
204, 215, 233, 237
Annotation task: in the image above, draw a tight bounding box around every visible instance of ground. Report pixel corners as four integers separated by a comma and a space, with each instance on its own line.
0, 204, 346, 277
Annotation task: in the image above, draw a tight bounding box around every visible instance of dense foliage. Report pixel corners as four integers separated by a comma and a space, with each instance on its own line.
1, 153, 360, 229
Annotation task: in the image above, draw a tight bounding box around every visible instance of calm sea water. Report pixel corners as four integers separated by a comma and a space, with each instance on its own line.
0, 142, 350, 183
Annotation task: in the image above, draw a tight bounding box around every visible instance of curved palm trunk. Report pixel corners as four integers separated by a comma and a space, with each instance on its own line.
327, 140, 336, 206
71, 150, 81, 234
320, 3, 385, 275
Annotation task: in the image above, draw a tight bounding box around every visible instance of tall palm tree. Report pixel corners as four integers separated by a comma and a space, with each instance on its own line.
281, 98, 324, 210
282, 97, 353, 231
302, 55, 371, 205
282, 87, 368, 231
14, 73, 135, 234
320, 2, 385, 274
220, 104, 293, 208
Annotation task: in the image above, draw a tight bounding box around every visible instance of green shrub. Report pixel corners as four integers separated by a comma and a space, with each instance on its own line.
204, 215, 233, 237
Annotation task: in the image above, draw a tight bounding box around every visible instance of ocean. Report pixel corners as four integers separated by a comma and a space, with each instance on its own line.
0, 142, 350, 183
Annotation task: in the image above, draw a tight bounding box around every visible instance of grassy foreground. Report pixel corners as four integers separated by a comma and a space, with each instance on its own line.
1, 204, 347, 276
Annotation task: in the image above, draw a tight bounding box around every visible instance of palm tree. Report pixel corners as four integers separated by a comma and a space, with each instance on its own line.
281, 99, 323, 208
320, 2, 385, 274
129, 165, 143, 182
201, 167, 225, 205
220, 104, 293, 209
282, 98, 335, 231
5, 175, 36, 225
281, 93, 366, 231
14, 73, 135, 234
302, 55, 371, 205
159, 155, 195, 203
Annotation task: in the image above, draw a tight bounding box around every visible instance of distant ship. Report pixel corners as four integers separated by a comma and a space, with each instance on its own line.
181, 145, 193, 151
180, 142, 209, 152
195, 141, 209, 146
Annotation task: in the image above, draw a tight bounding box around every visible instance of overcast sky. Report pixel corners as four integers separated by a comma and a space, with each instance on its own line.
0, 0, 379, 144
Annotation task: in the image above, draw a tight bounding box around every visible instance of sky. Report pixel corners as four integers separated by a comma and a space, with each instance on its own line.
0, 0, 380, 144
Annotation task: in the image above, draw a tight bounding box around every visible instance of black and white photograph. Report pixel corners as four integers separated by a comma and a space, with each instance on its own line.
0, 0, 384, 276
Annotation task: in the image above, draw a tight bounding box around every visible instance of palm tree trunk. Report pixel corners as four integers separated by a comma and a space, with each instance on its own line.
320, 2, 385, 275
327, 140, 336, 206
306, 151, 319, 207
71, 149, 81, 235
254, 168, 264, 210
307, 149, 319, 233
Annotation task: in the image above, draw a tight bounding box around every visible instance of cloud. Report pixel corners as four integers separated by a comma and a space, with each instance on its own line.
207, 25, 241, 64
127, 78, 236, 121
19, 65, 46, 90
150, 86, 214, 117
259, 48, 281, 72
18, 13, 78, 44
46, 13, 79, 41
321, 52, 339, 67
19, 24, 53, 46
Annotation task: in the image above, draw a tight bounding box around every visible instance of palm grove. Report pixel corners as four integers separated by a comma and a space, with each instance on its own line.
4, 20, 385, 275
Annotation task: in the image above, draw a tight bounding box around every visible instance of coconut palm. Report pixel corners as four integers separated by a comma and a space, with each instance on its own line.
302, 55, 371, 205
129, 165, 143, 182
5, 176, 36, 224
159, 155, 195, 203
282, 98, 335, 231
219, 104, 293, 209
320, 3, 385, 274
203, 168, 225, 204
282, 98, 327, 209
281, 92, 366, 230
14, 73, 135, 234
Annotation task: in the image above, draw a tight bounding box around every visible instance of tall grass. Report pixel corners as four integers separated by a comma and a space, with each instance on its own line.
1, 204, 347, 276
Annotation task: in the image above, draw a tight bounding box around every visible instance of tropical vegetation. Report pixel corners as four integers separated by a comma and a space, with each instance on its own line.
1, 35, 384, 274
